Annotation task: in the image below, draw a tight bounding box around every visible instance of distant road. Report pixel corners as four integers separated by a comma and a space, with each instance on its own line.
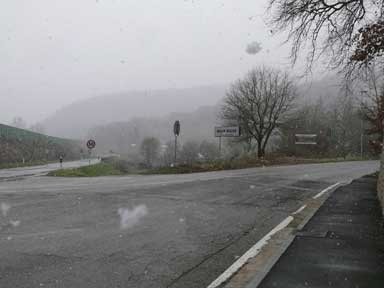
0, 160, 378, 288
0, 159, 99, 180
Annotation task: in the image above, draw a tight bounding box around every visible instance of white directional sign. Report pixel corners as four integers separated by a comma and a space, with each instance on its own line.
295, 134, 317, 145
215, 126, 241, 137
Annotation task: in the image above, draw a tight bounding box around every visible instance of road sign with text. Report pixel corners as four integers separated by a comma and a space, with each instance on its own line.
294, 134, 317, 145
214, 126, 241, 137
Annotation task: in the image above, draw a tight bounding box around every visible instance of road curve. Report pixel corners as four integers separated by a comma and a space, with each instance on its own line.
0, 161, 378, 288
0, 159, 99, 181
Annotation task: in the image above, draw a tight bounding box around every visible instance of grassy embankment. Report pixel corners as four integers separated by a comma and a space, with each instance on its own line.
144, 156, 370, 174
47, 162, 123, 177
47, 155, 373, 177
0, 123, 81, 168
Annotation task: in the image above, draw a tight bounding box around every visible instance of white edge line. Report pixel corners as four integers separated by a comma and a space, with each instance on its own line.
312, 182, 340, 199
8, 228, 83, 239
206, 216, 294, 288
292, 204, 307, 215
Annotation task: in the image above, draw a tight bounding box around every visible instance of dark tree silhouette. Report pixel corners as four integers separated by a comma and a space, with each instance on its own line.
269, 0, 384, 71
222, 67, 297, 158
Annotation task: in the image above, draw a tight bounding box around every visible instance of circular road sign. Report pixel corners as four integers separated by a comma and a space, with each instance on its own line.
86, 139, 96, 149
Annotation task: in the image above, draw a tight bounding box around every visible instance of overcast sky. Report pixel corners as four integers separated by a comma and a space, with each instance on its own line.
0, 0, 316, 125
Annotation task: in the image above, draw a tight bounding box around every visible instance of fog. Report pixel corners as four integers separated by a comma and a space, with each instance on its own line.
0, 0, 316, 128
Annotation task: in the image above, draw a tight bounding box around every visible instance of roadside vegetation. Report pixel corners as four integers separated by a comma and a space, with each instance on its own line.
48, 155, 374, 177
0, 123, 81, 167
47, 162, 123, 177
143, 156, 371, 175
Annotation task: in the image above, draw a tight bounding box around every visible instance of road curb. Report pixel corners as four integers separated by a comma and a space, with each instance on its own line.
220, 182, 345, 288
296, 182, 344, 231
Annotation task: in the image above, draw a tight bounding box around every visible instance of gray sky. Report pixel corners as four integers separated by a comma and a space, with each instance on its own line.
0, 0, 309, 125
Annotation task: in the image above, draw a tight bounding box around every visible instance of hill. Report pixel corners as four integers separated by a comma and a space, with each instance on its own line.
41, 75, 347, 141
0, 124, 81, 164
89, 105, 221, 155
41, 86, 227, 139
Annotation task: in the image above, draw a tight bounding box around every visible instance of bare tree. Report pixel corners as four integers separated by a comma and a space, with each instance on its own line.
161, 140, 180, 166
330, 93, 361, 158
199, 140, 219, 161
140, 137, 160, 167
10, 117, 27, 129
29, 123, 46, 134
180, 141, 200, 164
359, 66, 384, 153
269, 0, 384, 71
222, 67, 297, 158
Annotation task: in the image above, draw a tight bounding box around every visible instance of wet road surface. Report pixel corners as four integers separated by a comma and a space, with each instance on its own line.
0, 161, 378, 288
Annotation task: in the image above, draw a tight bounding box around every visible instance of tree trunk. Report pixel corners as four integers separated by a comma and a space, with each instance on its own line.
257, 141, 265, 158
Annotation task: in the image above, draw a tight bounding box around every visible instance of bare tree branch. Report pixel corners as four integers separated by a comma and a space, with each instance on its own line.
269, 0, 384, 73
221, 67, 297, 157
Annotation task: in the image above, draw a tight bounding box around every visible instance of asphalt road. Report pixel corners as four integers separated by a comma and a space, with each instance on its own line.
0, 159, 99, 180
0, 161, 378, 288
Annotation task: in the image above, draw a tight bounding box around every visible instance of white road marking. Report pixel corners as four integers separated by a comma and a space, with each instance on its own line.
206, 216, 294, 288
7, 228, 83, 239
313, 182, 340, 199
292, 205, 307, 215
207, 182, 342, 288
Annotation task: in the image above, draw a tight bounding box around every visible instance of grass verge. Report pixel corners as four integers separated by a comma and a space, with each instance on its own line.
47, 156, 376, 177
47, 162, 123, 177
143, 156, 374, 175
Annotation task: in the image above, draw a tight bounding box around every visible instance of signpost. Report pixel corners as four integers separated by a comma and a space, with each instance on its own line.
294, 134, 317, 145
86, 139, 96, 165
87, 139, 96, 149
214, 126, 241, 157
214, 126, 241, 137
173, 121, 180, 164
294, 134, 317, 159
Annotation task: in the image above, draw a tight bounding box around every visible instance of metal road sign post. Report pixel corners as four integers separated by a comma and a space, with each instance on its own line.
86, 139, 96, 165
214, 126, 241, 157
173, 121, 180, 164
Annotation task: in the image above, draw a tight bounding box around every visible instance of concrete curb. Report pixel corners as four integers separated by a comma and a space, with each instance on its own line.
222, 182, 345, 288
296, 182, 344, 231
243, 229, 295, 288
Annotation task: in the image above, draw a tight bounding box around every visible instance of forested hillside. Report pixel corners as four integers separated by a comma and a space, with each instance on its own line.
41, 86, 226, 138
0, 124, 81, 165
